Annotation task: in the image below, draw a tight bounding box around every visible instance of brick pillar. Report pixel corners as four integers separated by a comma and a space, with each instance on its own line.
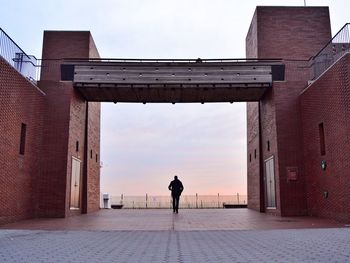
37, 31, 101, 218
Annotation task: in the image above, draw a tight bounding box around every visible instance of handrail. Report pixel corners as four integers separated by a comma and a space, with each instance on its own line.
62, 57, 283, 64
313, 23, 350, 58
0, 27, 38, 81
0, 28, 37, 61
311, 23, 350, 79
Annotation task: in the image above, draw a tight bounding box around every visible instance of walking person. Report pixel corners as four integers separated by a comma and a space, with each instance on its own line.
168, 175, 184, 213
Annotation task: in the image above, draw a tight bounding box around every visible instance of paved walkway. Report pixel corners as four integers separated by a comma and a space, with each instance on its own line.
1, 209, 350, 262
1, 209, 344, 231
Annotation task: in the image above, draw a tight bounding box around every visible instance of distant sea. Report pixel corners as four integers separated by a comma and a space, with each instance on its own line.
105, 194, 247, 209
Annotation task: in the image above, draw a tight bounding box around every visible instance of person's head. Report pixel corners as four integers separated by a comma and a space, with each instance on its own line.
174, 175, 178, 180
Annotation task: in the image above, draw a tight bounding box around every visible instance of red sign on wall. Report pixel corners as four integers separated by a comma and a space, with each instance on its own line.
287, 167, 298, 181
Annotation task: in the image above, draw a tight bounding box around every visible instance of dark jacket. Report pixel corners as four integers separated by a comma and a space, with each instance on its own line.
168, 179, 184, 196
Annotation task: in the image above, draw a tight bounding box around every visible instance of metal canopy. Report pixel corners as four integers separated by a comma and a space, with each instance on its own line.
61, 59, 285, 103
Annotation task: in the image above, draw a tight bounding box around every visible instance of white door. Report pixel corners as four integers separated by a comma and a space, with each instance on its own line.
70, 157, 81, 209
265, 157, 276, 208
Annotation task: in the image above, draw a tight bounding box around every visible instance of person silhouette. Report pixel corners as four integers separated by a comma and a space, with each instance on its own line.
168, 175, 184, 213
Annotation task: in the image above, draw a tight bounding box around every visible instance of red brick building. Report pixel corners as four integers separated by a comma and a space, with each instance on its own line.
1, 6, 349, 224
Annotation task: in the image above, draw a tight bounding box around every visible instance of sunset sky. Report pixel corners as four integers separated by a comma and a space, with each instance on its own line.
1, 0, 349, 196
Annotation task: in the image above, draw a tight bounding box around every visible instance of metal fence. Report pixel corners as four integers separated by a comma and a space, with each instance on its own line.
0, 28, 38, 81
312, 23, 350, 80
108, 194, 247, 209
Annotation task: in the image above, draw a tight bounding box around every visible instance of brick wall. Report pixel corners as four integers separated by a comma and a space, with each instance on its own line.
86, 34, 101, 213
246, 6, 331, 216
273, 81, 308, 216
87, 102, 101, 213
40, 31, 91, 81
37, 79, 101, 218
259, 88, 280, 215
245, 10, 258, 59
246, 102, 262, 211
300, 53, 350, 222
255, 6, 331, 59
37, 80, 71, 217
246, 9, 261, 213
64, 91, 101, 215
65, 85, 88, 216
0, 58, 45, 224
89, 34, 100, 58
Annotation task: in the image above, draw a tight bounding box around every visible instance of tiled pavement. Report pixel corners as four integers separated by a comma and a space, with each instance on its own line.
1, 209, 344, 231
1, 209, 350, 262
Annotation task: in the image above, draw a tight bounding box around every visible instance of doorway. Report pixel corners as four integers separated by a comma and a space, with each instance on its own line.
70, 157, 81, 209
264, 156, 276, 208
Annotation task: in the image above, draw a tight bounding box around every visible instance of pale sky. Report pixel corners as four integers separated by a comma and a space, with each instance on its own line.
1, 0, 349, 196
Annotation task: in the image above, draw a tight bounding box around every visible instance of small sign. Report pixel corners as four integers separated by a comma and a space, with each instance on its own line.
287, 167, 298, 181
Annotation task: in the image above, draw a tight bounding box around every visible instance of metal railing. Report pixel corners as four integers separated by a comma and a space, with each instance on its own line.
62, 57, 283, 64
107, 193, 247, 209
0, 28, 38, 81
312, 23, 350, 79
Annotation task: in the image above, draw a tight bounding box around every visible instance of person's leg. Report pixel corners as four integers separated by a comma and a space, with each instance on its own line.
175, 195, 180, 213
172, 195, 176, 213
